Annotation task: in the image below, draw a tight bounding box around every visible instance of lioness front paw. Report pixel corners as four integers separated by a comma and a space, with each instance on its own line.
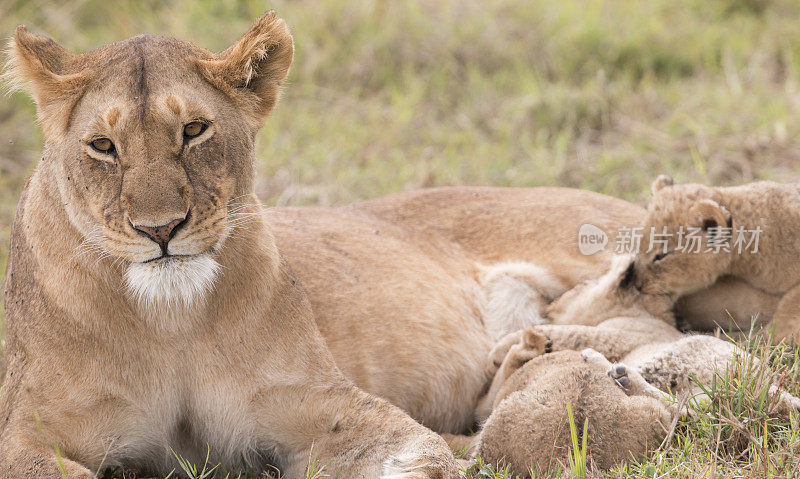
381, 434, 463, 479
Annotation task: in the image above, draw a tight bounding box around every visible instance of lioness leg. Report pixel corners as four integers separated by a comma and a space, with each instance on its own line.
769, 284, 800, 342
256, 381, 460, 479
0, 434, 93, 479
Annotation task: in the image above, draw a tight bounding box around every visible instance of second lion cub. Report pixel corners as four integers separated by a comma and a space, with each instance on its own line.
446, 331, 672, 477
632, 177, 800, 340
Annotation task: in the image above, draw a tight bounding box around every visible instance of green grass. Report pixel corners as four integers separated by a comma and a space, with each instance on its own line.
567, 402, 589, 479
1, 0, 800, 477
605, 334, 800, 479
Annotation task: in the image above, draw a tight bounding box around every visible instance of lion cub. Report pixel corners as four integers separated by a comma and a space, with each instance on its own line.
536, 256, 800, 413
446, 332, 672, 477
459, 258, 800, 476
632, 176, 800, 340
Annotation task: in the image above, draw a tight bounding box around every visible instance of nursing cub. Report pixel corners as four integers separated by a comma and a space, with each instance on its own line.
446, 332, 673, 477
632, 176, 800, 340
456, 256, 800, 477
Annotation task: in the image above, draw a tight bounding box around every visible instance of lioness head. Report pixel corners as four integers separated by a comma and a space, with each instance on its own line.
7, 12, 293, 306
632, 175, 734, 297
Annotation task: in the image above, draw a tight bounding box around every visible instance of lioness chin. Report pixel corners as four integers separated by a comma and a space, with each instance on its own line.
0, 12, 460, 478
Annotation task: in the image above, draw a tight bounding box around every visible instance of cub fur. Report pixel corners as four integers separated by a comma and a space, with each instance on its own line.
632, 176, 800, 340
461, 259, 800, 476
538, 256, 800, 411
447, 341, 672, 477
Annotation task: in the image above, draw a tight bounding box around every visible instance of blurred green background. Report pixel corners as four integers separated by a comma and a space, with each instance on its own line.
1, 0, 800, 340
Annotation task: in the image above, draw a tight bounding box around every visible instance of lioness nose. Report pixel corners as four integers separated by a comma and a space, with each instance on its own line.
133, 216, 186, 248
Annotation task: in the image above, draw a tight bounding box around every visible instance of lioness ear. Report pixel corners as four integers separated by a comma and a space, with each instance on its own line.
197, 11, 293, 127
651, 174, 674, 194
5, 26, 91, 136
689, 199, 731, 232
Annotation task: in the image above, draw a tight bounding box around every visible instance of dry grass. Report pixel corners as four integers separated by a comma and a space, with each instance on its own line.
1, 0, 800, 477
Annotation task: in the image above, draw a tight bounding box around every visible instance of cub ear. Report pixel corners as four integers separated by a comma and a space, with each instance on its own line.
651, 174, 674, 194
612, 254, 637, 289
5, 26, 90, 136
197, 11, 293, 127
689, 199, 731, 232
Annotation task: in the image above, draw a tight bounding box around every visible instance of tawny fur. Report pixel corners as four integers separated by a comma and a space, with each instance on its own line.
266, 186, 661, 434
349, 186, 774, 340
480, 261, 566, 340
460, 260, 799, 476
0, 13, 461, 478
1, 12, 789, 479
632, 176, 799, 339
535, 258, 800, 409
448, 343, 672, 477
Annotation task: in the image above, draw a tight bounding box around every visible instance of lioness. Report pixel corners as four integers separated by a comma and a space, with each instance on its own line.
631, 176, 798, 340
0, 12, 461, 478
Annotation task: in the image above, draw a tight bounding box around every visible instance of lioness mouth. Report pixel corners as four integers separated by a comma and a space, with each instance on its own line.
142, 253, 202, 264
125, 253, 221, 307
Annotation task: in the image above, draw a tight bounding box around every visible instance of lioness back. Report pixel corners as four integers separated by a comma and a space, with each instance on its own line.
355, 186, 644, 288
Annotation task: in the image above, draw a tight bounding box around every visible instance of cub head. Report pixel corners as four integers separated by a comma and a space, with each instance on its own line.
6, 12, 293, 306
632, 175, 734, 298
546, 254, 674, 325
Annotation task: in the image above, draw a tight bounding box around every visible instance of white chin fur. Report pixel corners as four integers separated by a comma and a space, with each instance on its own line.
125, 255, 220, 308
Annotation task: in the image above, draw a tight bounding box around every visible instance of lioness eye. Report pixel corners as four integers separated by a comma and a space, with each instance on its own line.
183, 121, 206, 139
653, 252, 668, 262
91, 138, 115, 153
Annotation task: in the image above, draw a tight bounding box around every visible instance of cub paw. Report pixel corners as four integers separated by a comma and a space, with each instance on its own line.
580, 348, 612, 368
607, 363, 632, 389
488, 328, 551, 375
522, 328, 552, 356
606, 361, 665, 400
505, 329, 550, 371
